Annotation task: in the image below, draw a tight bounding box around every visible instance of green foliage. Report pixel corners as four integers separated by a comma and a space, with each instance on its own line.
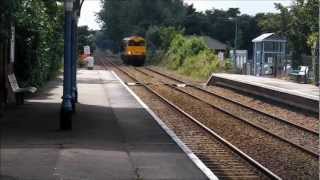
98, 1, 262, 59
145, 26, 183, 64
78, 26, 96, 54
145, 26, 161, 48
98, 0, 186, 44
159, 27, 184, 50
164, 35, 207, 70
257, 0, 319, 67
160, 35, 230, 79
0, 1, 17, 40
307, 32, 319, 49
14, 0, 64, 87
98, 0, 318, 66
146, 26, 183, 49
146, 50, 165, 65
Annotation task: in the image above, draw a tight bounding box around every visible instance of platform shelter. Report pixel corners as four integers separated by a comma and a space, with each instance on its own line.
252, 33, 287, 77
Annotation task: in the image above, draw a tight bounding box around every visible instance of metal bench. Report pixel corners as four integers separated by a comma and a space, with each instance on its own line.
289, 66, 309, 83
8, 74, 37, 104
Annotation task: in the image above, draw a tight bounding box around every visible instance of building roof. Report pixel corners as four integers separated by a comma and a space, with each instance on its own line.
202, 36, 227, 50
252, 33, 287, 42
188, 35, 227, 50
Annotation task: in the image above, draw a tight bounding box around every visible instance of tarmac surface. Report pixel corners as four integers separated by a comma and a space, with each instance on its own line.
0, 69, 209, 180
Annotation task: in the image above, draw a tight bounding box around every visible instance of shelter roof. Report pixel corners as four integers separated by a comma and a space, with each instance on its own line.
252, 33, 286, 42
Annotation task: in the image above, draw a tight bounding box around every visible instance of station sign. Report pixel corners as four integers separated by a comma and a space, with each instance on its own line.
84, 46, 90, 55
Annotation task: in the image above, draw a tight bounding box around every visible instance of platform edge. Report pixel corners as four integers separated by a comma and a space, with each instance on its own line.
209, 73, 318, 101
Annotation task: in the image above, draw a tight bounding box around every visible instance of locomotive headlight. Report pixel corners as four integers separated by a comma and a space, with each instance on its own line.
128, 51, 132, 55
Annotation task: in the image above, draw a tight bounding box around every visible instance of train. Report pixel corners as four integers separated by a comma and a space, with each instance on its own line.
120, 36, 146, 66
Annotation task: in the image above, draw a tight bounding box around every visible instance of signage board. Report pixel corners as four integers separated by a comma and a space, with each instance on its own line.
84, 46, 90, 55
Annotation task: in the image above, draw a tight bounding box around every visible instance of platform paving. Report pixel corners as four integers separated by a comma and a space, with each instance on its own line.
0, 69, 208, 180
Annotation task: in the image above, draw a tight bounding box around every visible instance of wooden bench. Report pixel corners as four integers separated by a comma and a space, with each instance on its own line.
8, 74, 37, 105
289, 66, 309, 83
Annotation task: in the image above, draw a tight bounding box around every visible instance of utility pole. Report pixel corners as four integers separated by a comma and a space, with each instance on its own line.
227, 17, 238, 71
233, 18, 238, 71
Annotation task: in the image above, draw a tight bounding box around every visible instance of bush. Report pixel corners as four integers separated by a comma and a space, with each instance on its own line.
14, 0, 64, 87
145, 26, 183, 51
146, 26, 183, 64
165, 35, 207, 70
161, 35, 231, 79
147, 28, 232, 80
146, 26, 161, 48
159, 26, 183, 50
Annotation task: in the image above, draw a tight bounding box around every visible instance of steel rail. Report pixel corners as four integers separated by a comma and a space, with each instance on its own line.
143, 67, 319, 136
133, 67, 319, 157
101, 58, 282, 180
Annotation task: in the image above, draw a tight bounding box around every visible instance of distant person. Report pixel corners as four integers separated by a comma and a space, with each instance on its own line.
85, 55, 94, 70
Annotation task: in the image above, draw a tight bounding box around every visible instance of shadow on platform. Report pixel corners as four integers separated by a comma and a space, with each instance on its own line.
0, 70, 208, 180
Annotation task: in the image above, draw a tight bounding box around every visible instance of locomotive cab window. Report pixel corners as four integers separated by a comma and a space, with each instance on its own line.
128, 41, 145, 46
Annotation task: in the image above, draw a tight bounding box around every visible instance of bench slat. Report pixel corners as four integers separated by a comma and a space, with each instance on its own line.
19, 87, 37, 93
8, 74, 20, 92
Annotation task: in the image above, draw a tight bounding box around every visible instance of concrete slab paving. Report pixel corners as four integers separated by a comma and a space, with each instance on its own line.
54, 149, 135, 180
0, 69, 208, 180
1, 148, 59, 180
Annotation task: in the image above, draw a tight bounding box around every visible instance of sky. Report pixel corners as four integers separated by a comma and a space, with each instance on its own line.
78, 0, 292, 30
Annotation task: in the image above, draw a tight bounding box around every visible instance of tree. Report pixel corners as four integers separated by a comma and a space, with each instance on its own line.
98, 0, 186, 44
77, 26, 96, 54
308, 32, 319, 85
257, 0, 319, 67
14, 0, 64, 86
0, 0, 17, 41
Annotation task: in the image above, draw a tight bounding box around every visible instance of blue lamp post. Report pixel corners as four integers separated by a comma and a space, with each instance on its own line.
71, 1, 79, 112
61, 0, 83, 129
60, 0, 75, 130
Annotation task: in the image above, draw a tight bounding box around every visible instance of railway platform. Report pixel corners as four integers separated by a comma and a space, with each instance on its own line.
207, 73, 320, 113
0, 68, 210, 180
207, 73, 319, 113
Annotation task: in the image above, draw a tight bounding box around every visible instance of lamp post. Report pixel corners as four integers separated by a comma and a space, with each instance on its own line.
60, 0, 75, 130
61, 0, 83, 130
72, 0, 81, 110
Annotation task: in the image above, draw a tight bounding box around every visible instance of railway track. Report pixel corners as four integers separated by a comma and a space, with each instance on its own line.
103, 60, 318, 156
98, 58, 281, 179
132, 67, 319, 156
143, 67, 318, 135
100, 57, 318, 179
